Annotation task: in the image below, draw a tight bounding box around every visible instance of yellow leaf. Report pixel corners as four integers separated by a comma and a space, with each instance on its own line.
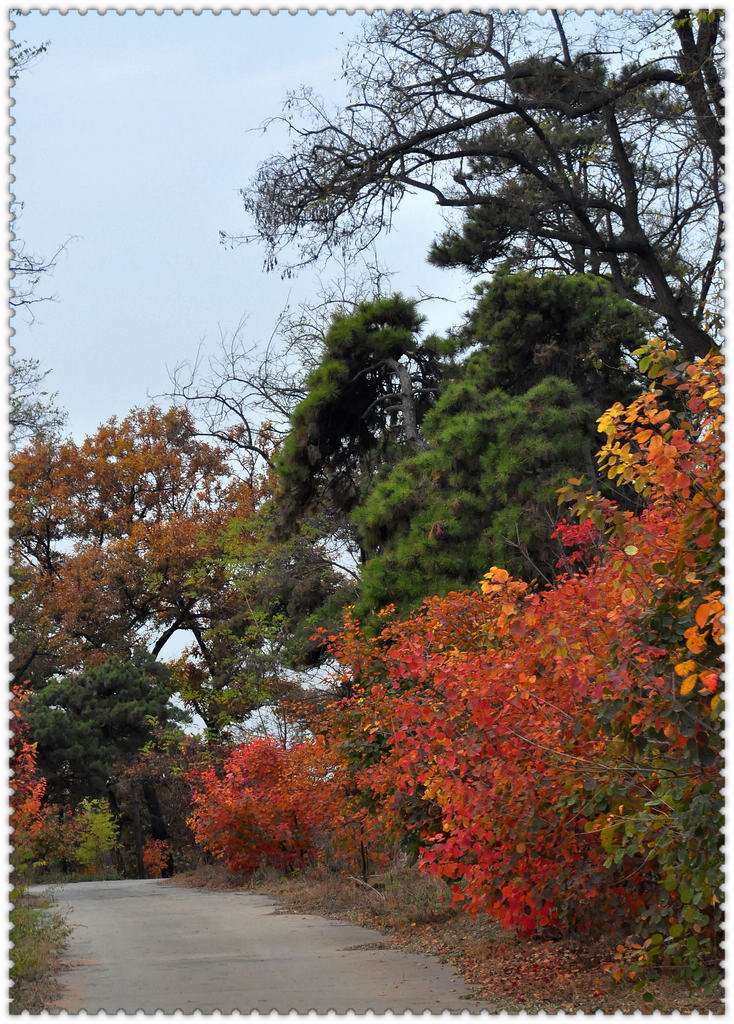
674, 660, 696, 676
680, 674, 698, 696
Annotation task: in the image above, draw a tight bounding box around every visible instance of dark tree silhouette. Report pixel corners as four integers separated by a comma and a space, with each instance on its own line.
237, 10, 722, 360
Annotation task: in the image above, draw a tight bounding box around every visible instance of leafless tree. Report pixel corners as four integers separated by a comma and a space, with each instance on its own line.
9, 210, 70, 322
165, 256, 397, 480
10, 23, 68, 321
9, 355, 67, 449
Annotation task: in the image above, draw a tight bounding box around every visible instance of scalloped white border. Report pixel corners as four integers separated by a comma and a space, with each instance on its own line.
5, 4, 727, 1019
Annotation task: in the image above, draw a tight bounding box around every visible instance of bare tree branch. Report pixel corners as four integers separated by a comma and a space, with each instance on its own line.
233, 10, 722, 359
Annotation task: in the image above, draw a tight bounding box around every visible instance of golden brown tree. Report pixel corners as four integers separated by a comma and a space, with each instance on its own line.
11, 405, 268, 732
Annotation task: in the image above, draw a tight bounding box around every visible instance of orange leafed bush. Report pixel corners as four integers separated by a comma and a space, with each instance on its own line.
319, 340, 722, 980
10, 686, 52, 873
186, 737, 341, 877
143, 839, 172, 879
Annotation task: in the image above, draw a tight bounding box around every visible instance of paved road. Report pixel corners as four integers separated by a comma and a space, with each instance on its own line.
30, 878, 487, 1013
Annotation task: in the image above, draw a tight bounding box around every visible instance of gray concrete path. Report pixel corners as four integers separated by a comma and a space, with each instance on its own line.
29, 878, 487, 1013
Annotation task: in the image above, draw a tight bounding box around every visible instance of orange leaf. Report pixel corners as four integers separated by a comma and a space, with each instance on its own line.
695, 600, 722, 628
699, 672, 718, 695
684, 627, 707, 655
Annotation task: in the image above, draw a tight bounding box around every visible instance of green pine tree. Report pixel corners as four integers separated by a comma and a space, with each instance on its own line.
353, 273, 644, 622
275, 294, 445, 542
28, 650, 186, 806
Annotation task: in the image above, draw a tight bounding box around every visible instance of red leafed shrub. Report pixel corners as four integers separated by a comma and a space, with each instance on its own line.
326, 578, 630, 937
186, 737, 339, 877
10, 686, 53, 875
143, 839, 172, 879
320, 340, 722, 984
550, 516, 603, 571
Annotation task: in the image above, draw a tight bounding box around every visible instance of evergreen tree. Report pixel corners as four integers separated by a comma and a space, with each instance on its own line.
275, 294, 445, 551
28, 651, 186, 806
353, 273, 644, 621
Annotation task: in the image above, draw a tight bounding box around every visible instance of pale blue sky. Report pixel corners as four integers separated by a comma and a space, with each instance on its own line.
10, 10, 473, 440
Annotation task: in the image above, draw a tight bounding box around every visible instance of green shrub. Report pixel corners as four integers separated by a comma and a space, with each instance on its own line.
74, 799, 119, 873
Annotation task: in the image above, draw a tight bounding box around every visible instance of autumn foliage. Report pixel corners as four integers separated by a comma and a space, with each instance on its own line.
187, 737, 341, 877
313, 339, 722, 982
143, 839, 173, 879
13, 333, 721, 992
10, 687, 52, 874
11, 405, 266, 729
11, 686, 90, 877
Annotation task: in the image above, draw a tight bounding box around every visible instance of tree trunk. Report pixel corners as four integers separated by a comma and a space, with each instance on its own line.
142, 780, 175, 877
385, 358, 428, 453
131, 786, 144, 879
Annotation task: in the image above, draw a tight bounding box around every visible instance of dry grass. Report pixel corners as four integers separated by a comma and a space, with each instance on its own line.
175, 862, 723, 1014
254, 862, 456, 927
164, 861, 253, 891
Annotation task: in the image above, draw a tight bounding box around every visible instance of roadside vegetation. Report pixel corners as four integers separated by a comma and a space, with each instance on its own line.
10, 888, 69, 1014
